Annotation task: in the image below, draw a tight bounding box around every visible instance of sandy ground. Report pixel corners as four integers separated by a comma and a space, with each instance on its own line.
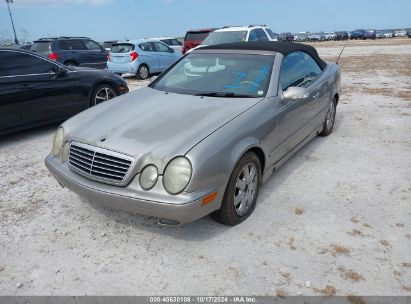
0, 39, 410, 296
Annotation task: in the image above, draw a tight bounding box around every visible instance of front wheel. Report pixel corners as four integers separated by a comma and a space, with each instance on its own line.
319, 99, 336, 136
90, 84, 118, 106
211, 152, 261, 226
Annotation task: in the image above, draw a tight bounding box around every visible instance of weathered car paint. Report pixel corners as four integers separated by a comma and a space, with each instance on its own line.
45, 48, 341, 224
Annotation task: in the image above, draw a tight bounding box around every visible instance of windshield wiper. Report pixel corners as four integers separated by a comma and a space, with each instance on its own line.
194, 92, 254, 98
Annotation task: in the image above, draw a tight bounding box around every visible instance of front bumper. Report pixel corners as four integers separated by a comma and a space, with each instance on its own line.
45, 155, 224, 224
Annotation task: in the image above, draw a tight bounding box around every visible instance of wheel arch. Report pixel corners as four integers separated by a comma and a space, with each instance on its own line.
88, 80, 119, 105
63, 59, 78, 66
334, 93, 339, 105
230, 139, 267, 179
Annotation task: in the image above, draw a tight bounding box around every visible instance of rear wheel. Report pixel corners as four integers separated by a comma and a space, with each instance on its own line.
136, 64, 149, 80
90, 84, 118, 106
320, 99, 337, 136
211, 152, 261, 226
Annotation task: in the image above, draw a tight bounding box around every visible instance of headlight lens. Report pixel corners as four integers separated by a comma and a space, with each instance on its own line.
52, 127, 64, 156
139, 165, 158, 190
163, 157, 192, 194
60, 142, 70, 163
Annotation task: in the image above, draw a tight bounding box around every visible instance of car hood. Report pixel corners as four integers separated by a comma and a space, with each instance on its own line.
63, 87, 262, 172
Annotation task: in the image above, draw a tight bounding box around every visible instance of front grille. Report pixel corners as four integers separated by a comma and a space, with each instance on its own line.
68, 141, 134, 185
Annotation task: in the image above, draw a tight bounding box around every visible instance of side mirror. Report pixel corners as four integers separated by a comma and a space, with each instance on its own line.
54, 66, 67, 77
282, 87, 308, 100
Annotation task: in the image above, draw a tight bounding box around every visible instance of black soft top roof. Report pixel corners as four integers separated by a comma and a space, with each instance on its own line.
198, 41, 327, 70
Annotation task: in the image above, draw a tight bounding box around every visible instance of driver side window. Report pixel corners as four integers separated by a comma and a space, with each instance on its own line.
154, 42, 171, 53
248, 30, 259, 41
279, 51, 322, 90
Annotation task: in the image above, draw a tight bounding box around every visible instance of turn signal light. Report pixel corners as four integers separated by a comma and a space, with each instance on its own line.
202, 192, 218, 206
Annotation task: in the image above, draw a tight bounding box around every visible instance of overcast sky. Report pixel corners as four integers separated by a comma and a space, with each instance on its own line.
1, 0, 410, 42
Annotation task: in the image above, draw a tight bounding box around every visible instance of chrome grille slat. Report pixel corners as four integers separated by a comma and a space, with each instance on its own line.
70, 146, 94, 156
69, 159, 92, 172
68, 141, 134, 186
69, 153, 93, 164
94, 153, 131, 166
94, 157, 129, 170
70, 150, 93, 161
89, 167, 124, 178
90, 163, 128, 174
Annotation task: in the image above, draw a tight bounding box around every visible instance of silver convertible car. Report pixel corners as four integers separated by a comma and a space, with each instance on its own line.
45, 41, 341, 226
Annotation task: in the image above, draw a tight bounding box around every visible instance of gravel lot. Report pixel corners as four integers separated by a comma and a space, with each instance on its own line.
0, 39, 410, 296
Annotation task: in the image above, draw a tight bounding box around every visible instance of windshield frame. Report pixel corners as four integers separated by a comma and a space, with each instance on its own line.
149, 50, 277, 98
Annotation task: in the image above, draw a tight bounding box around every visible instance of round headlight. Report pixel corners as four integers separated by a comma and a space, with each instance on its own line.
60, 142, 70, 163
52, 127, 64, 156
163, 157, 192, 195
139, 165, 158, 190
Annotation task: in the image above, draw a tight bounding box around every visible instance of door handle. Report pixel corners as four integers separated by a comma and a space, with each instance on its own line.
312, 92, 320, 99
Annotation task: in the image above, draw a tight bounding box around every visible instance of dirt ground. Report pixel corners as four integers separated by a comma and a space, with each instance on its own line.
0, 39, 410, 296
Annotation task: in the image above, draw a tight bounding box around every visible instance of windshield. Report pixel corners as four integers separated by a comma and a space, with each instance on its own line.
150, 53, 274, 98
201, 31, 247, 46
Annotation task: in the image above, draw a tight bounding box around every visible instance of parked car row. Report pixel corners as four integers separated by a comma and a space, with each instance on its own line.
279, 28, 411, 42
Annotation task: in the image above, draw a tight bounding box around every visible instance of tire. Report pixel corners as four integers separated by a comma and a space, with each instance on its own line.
211, 152, 261, 226
319, 98, 337, 137
90, 84, 118, 106
136, 64, 149, 80
64, 61, 77, 67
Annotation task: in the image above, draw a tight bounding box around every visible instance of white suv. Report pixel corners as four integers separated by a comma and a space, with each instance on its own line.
187, 25, 278, 53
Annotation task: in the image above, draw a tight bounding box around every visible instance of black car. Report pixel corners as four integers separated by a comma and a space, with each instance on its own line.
31, 36, 108, 69
0, 48, 129, 135
364, 29, 376, 39
335, 31, 349, 40
350, 29, 366, 39
278, 32, 294, 42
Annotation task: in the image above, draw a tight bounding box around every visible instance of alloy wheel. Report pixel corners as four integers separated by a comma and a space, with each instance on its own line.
326, 102, 336, 130
234, 162, 258, 216
139, 66, 149, 79
94, 87, 116, 105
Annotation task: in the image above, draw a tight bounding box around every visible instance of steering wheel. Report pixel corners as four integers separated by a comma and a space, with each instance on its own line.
239, 80, 259, 88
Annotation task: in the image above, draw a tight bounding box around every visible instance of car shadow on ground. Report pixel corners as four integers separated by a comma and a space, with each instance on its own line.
0, 123, 59, 146
82, 110, 345, 241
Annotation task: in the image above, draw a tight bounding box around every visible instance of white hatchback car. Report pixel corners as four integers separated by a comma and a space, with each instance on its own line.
148, 37, 183, 54
187, 25, 278, 53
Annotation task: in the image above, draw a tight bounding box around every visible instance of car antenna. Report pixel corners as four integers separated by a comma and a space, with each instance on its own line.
336, 40, 348, 64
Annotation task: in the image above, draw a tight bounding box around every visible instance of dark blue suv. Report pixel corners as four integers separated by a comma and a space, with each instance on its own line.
31, 37, 107, 69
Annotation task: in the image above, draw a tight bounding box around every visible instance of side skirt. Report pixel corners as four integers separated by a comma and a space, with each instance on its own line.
262, 124, 324, 184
